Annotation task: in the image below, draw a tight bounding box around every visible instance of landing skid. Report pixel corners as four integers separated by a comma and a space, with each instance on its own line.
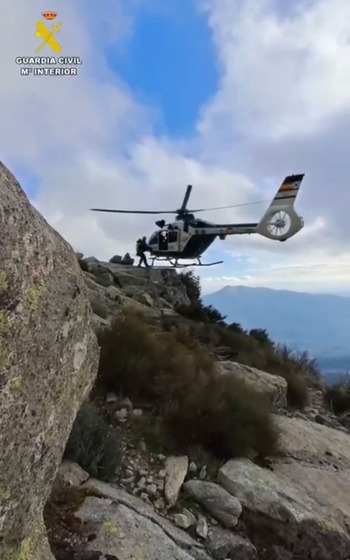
149, 256, 223, 268
172, 261, 223, 268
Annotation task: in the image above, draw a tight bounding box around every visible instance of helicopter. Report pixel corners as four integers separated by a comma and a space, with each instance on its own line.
91, 173, 305, 268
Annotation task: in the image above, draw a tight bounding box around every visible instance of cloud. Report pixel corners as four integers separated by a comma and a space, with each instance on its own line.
1, 2, 149, 163
1, 0, 349, 293
199, 0, 350, 140
195, 0, 350, 274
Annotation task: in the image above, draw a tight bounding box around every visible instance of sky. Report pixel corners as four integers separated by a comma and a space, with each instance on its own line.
0, 0, 349, 295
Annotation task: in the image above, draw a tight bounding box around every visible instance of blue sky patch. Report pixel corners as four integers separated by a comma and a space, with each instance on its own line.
5, 160, 40, 200
106, 0, 219, 137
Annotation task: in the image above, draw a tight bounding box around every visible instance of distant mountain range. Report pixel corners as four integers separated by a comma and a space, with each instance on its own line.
203, 286, 350, 383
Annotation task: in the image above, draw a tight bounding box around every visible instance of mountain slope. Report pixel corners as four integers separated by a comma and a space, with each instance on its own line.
203, 286, 350, 370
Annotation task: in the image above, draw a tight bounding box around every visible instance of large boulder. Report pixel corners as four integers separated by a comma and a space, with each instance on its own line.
78, 479, 214, 559
218, 458, 350, 560
271, 415, 350, 528
164, 455, 189, 507
0, 162, 99, 559
183, 480, 242, 528
205, 527, 258, 560
273, 414, 350, 467
216, 361, 287, 409
272, 460, 350, 528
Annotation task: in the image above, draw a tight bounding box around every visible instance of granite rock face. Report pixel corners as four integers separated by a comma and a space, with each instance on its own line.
0, 161, 99, 559
218, 458, 350, 560
77, 479, 214, 560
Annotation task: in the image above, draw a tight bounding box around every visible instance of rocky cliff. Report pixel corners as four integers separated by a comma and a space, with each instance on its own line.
0, 162, 99, 560
80, 255, 190, 331
1, 162, 350, 560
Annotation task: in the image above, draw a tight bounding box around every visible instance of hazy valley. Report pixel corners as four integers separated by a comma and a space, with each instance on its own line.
204, 286, 350, 382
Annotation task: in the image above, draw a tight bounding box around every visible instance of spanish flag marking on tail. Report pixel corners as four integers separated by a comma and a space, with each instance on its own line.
278, 174, 304, 192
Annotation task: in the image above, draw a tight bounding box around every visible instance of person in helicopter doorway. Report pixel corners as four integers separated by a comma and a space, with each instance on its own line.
136, 236, 151, 267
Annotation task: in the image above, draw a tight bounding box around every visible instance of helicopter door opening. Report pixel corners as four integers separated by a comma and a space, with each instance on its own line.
159, 231, 169, 251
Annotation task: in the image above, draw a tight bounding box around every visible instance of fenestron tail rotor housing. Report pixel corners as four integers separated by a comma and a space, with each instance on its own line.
267, 210, 292, 239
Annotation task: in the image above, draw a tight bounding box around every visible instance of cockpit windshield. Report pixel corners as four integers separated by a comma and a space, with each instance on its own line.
149, 232, 158, 244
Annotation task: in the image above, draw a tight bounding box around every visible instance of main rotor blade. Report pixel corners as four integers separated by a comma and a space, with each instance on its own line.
189, 199, 270, 212
90, 198, 271, 215
180, 184, 192, 211
90, 208, 175, 214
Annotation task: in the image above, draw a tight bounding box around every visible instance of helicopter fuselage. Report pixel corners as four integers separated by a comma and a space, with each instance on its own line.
91, 173, 305, 267
147, 218, 258, 259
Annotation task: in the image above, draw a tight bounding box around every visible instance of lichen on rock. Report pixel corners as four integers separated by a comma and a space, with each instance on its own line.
0, 161, 99, 559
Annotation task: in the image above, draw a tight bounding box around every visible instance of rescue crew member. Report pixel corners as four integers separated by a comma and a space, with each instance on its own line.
136, 236, 150, 267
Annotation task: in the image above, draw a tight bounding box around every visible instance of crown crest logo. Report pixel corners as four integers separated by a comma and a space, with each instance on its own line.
42, 11, 57, 20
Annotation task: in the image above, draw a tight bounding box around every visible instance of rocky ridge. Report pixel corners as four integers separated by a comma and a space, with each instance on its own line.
68, 254, 350, 560
80, 255, 190, 332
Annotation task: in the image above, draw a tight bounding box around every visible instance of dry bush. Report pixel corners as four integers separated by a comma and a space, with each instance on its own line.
95, 310, 280, 460
64, 401, 122, 482
325, 381, 350, 415
162, 317, 310, 409
163, 373, 280, 460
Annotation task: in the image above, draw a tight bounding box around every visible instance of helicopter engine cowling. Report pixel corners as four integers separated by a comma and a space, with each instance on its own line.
155, 219, 166, 228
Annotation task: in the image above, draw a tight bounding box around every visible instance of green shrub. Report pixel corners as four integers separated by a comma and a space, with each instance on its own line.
175, 301, 226, 324
174, 301, 208, 322
227, 322, 246, 334
177, 271, 226, 325
325, 381, 350, 415
95, 310, 280, 460
179, 270, 201, 304
249, 328, 274, 347
64, 401, 122, 482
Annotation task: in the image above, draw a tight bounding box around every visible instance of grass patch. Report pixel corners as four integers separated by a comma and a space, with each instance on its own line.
95, 310, 280, 461
127, 414, 170, 456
